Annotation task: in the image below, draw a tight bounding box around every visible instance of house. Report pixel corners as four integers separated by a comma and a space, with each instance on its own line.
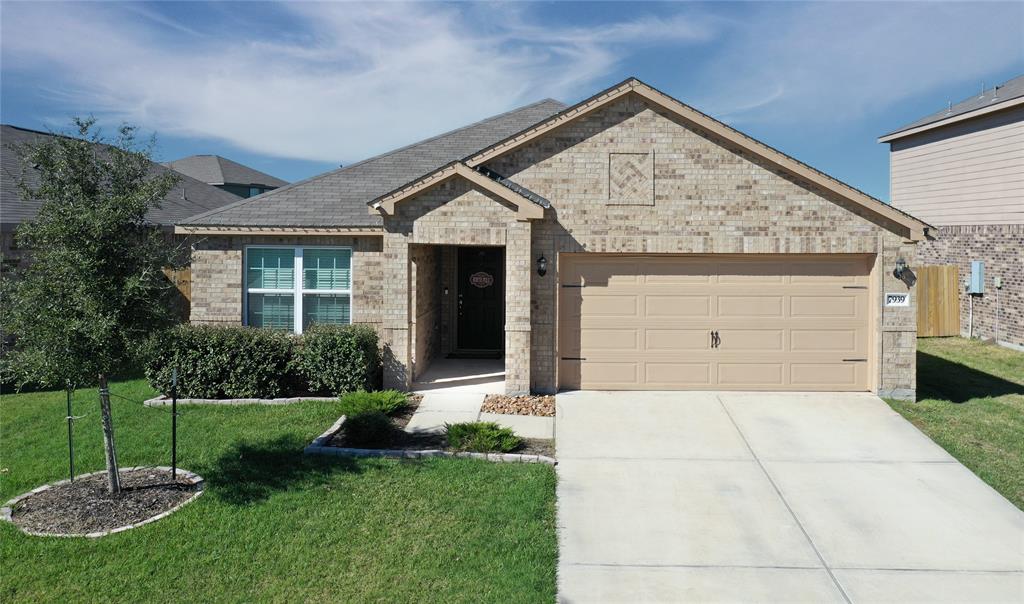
880, 75, 1023, 350
165, 154, 288, 198
1, 124, 242, 272
177, 78, 929, 400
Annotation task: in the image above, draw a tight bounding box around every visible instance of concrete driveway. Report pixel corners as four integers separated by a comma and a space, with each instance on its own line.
556, 391, 1024, 603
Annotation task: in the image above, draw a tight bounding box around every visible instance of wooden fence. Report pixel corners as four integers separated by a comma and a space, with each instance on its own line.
915, 265, 960, 337
162, 267, 192, 321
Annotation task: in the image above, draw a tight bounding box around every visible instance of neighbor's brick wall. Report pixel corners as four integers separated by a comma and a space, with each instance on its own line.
484, 93, 918, 398
916, 224, 1023, 347
189, 235, 382, 331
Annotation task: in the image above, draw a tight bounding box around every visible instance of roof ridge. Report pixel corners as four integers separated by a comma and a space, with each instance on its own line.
178, 97, 565, 224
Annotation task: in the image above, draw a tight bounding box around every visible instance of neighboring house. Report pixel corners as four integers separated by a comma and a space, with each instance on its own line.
165, 154, 288, 198
880, 75, 1024, 350
1, 123, 241, 275
177, 78, 929, 400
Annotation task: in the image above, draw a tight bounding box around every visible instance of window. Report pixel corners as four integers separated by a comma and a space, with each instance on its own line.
248, 186, 264, 197
245, 246, 352, 333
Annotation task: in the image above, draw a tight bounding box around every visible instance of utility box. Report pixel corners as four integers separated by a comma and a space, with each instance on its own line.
969, 260, 985, 294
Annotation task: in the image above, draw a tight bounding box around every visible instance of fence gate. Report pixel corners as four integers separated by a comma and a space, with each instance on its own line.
915, 265, 960, 337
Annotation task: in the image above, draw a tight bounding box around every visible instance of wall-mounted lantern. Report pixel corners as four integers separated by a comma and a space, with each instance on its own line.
893, 258, 908, 280
536, 254, 548, 277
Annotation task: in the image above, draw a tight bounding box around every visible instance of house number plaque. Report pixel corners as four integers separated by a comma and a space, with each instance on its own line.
884, 292, 910, 307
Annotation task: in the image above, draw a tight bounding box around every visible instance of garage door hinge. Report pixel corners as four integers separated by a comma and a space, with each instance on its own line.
842, 286, 868, 289
561, 357, 586, 361
842, 358, 868, 362
561, 284, 585, 288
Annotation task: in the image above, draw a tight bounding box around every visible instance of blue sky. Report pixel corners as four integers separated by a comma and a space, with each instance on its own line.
2, 1, 1022, 201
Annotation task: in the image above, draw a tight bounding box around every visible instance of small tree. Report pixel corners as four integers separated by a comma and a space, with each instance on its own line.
2, 118, 182, 493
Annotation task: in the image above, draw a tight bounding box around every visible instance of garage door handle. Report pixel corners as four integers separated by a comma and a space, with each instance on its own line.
710, 330, 720, 348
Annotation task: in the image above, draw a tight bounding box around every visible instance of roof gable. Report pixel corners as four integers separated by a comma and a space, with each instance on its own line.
374, 78, 931, 240
165, 154, 288, 188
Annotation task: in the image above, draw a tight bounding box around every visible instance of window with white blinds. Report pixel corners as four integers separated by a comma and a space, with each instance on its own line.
245, 246, 352, 333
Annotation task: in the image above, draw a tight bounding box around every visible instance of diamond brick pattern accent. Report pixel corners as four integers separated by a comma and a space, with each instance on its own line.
608, 152, 653, 205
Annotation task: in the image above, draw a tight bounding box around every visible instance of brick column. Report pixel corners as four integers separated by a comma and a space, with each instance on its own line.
505, 220, 532, 394
879, 234, 918, 401
382, 231, 411, 390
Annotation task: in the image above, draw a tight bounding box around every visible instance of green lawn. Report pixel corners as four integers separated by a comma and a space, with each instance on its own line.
887, 337, 1024, 510
0, 379, 556, 603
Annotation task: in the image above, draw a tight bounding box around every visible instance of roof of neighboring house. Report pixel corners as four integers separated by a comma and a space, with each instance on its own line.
177, 98, 567, 229
164, 154, 288, 188
879, 74, 1024, 142
1, 124, 243, 229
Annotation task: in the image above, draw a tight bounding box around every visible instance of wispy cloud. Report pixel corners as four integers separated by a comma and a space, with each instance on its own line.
2, 1, 1020, 166
691, 2, 1024, 124
0, 2, 715, 163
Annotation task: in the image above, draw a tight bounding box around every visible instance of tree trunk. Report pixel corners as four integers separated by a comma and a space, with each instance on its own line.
98, 374, 121, 495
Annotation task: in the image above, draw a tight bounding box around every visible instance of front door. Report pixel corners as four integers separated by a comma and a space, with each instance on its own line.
457, 247, 504, 355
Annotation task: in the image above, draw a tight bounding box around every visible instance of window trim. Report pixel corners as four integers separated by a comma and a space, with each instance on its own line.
243, 244, 354, 333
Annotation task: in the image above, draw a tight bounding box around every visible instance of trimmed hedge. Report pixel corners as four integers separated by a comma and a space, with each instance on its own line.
292, 324, 381, 395
343, 411, 396, 448
339, 390, 408, 417
143, 324, 381, 398
446, 422, 521, 453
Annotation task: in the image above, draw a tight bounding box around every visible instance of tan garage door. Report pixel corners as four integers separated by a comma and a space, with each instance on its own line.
558, 254, 873, 391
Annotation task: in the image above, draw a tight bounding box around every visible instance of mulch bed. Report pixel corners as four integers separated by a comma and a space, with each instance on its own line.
9, 468, 200, 536
481, 394, 555, 417
327, 393, 554, 457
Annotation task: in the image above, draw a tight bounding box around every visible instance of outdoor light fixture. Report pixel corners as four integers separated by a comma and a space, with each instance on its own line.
893, 258, 908, 279
537, 254, 548, 277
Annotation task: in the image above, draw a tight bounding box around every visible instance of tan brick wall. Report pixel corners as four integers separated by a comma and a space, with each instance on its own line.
410, 244, 441, 380
481, 93, 917, 398
189, 234, 382, 331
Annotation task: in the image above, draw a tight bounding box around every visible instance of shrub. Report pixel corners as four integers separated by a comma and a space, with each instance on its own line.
344, 411, 395, 448
339, 390, 408, 417
143, 325, 293, 399
291, 324, 381, 395
446, 422, 521, 453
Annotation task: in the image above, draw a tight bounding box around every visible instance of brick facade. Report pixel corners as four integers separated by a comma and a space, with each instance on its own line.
189, 234, 382, 331
916, 224, 1023, 348
188, 93, 920, 399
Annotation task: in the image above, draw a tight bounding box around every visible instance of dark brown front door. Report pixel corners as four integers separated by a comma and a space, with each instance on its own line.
457, 247, 504, 354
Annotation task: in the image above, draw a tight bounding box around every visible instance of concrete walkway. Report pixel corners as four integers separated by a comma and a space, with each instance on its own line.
556, 391, 1024, 603
404, 358, 554, 438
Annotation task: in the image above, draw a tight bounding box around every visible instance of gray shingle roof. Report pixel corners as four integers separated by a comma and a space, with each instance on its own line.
1, 125, 244, 229
882, 74, 1024, 139
164, 154, 288, 188
180, 99, 567, 228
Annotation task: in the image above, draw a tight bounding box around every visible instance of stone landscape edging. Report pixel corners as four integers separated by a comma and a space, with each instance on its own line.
144, 395, 336, 407
303, 415, 557, 465
1, 466, 205, 539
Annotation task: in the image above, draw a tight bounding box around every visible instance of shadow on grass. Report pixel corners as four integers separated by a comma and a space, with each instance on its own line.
205, 433, 361, 505
918, 351, 1024, 404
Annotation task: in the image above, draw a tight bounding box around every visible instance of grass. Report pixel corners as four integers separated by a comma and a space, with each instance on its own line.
0, 379, 556, 603
886, 337, 1024, 510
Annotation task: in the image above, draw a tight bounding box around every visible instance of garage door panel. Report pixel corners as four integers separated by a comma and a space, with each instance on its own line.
559, 254, 872, 391
577, 294, 639, 318
644, 362, 711, 386
790, 295, 861, 318
646, 295, 711, 318
645, 329, 708, 350
790, 363, 864, 388
718, 296, 785, 318
716, 329, 785, 352
580, 362, 638, 387
580, 328, 639, 351
718, 363, 785, 386
790, 329, 862, 353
